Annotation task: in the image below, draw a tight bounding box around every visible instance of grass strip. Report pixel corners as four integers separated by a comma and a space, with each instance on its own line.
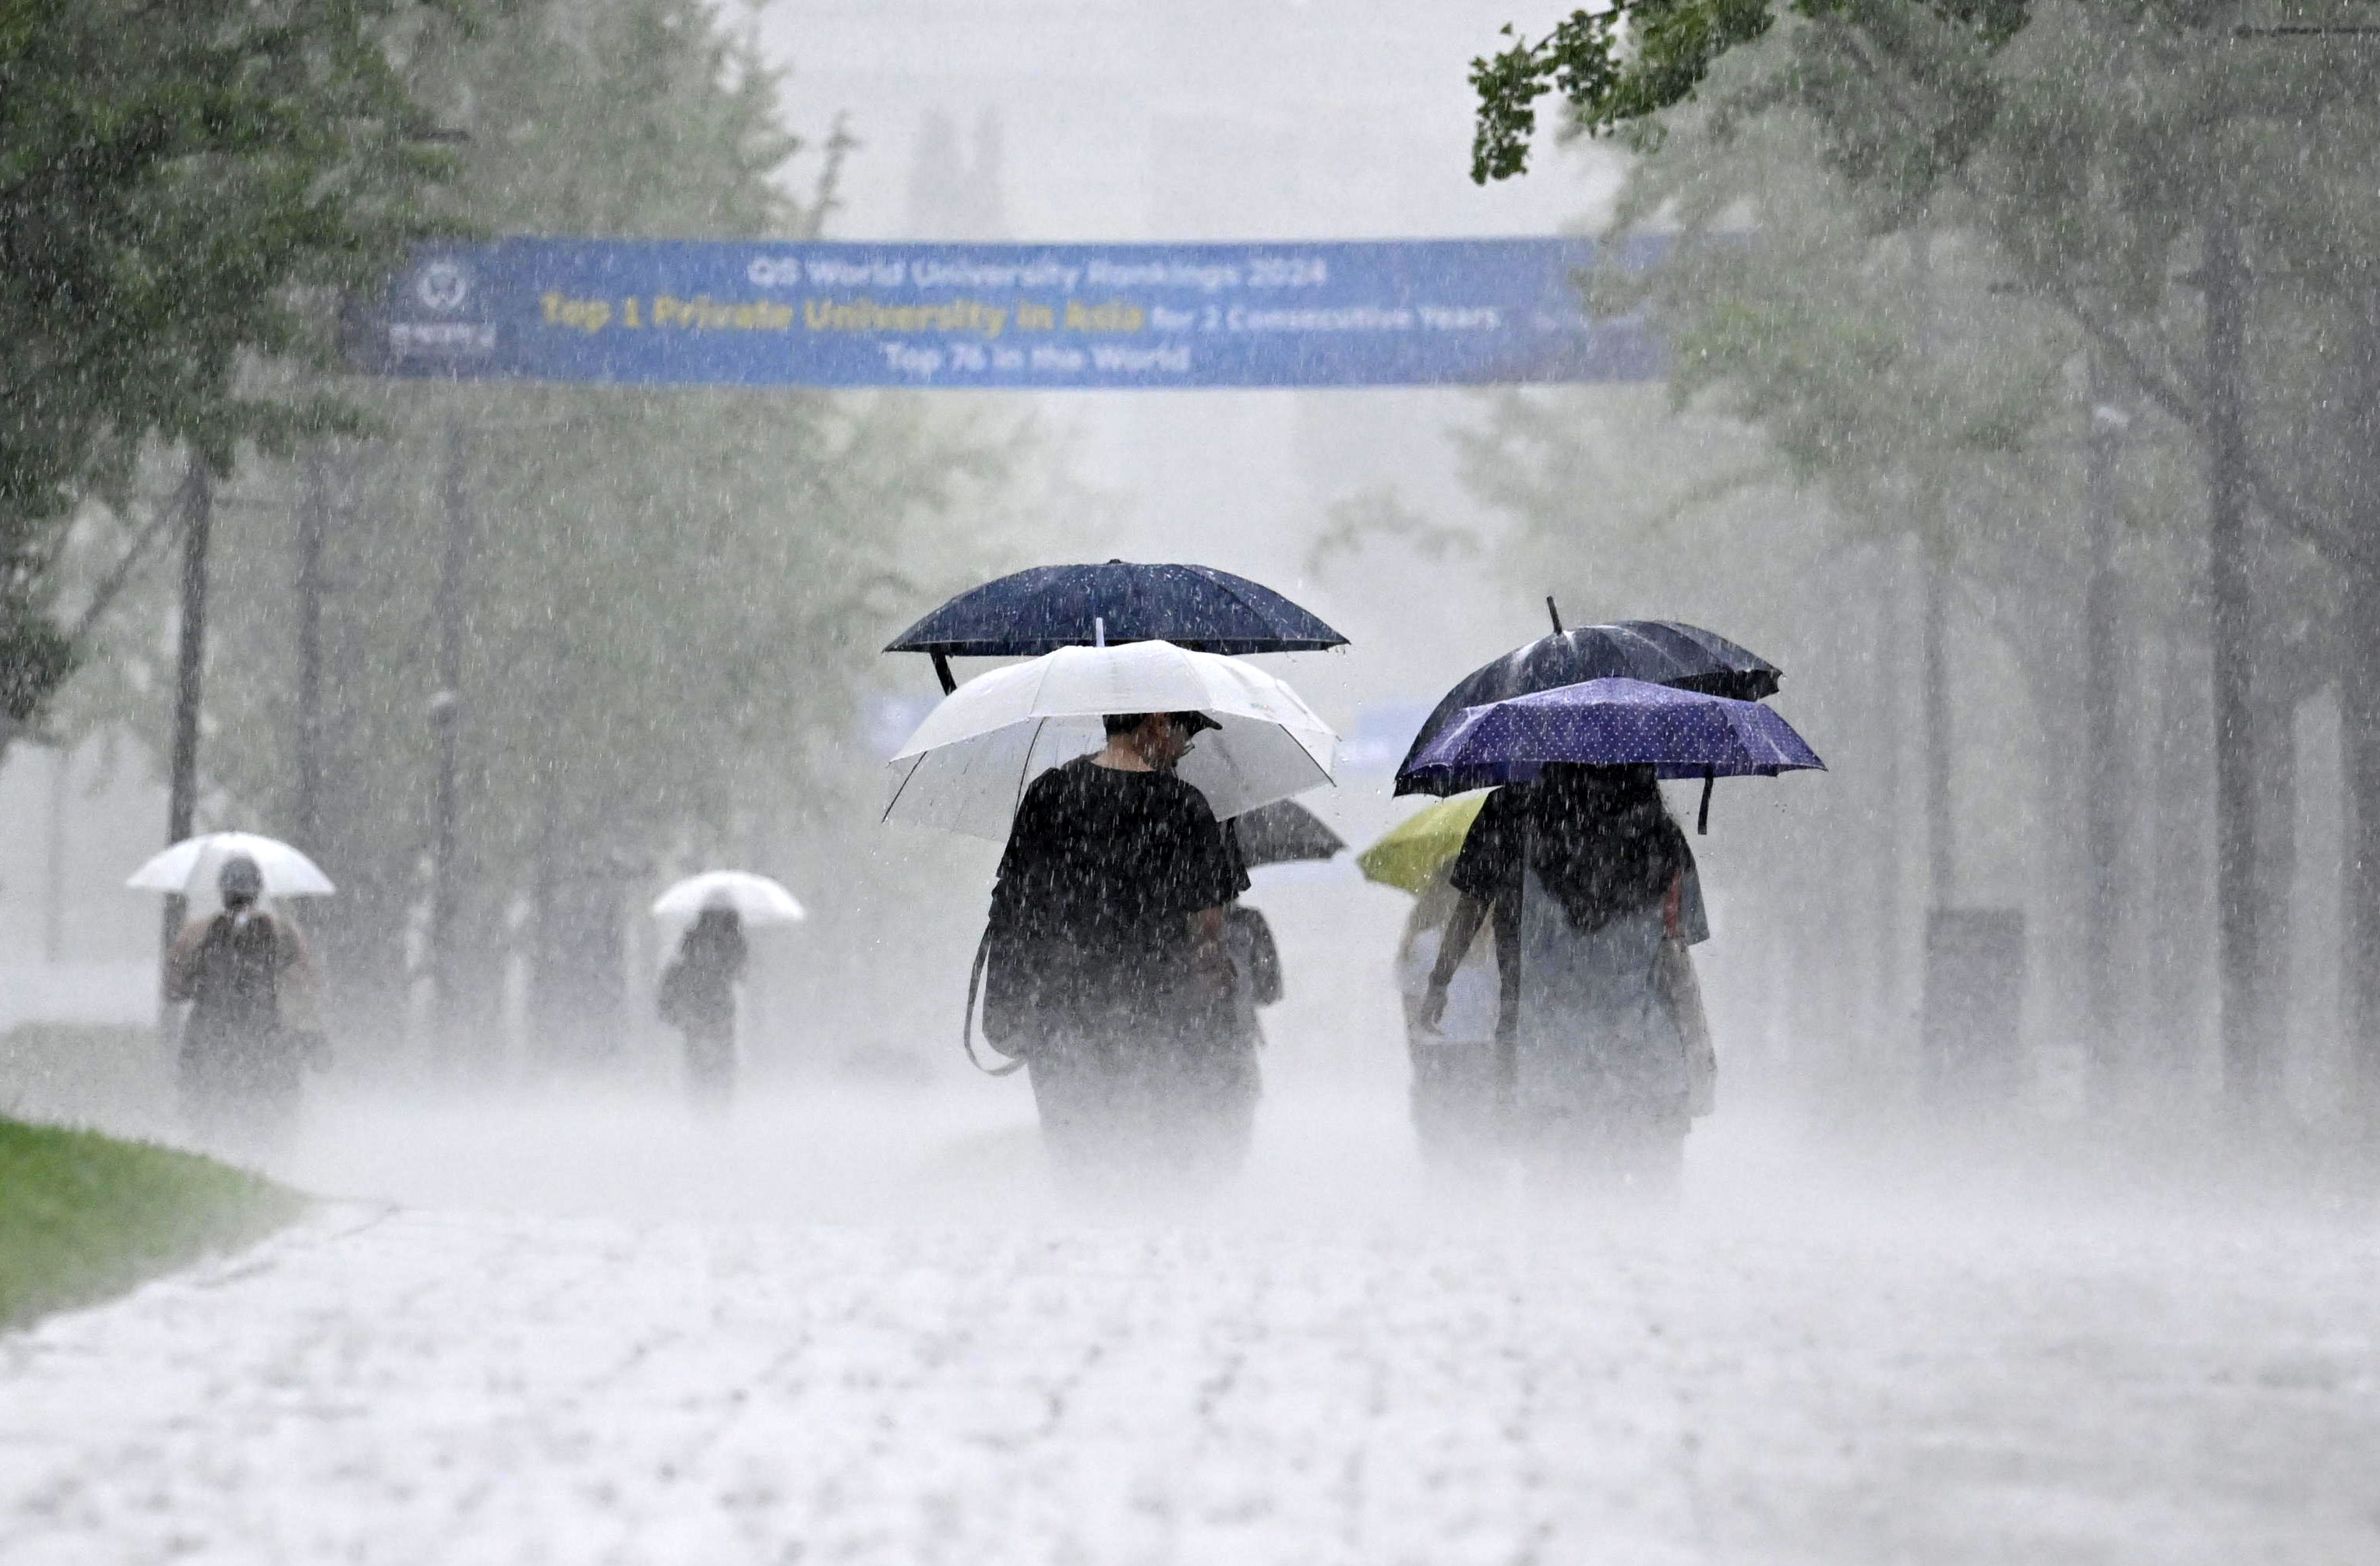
0, 1117, 300, 1330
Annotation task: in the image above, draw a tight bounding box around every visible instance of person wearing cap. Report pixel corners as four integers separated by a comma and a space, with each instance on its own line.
980, 709, 1252, 1186
164, 854, 327, 1147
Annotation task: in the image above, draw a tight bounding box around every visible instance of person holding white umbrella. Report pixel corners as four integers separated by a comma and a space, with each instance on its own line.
126, 830, 337, 903
651, 873, 804, 1112
156, 852, 328, 1150
887, 637, 1336, 1187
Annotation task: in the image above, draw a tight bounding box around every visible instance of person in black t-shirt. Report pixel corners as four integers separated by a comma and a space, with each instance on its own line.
983, 709, 1252, 1183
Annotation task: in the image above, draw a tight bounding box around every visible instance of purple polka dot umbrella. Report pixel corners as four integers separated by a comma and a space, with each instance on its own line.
1400, 677, 1824, 831
1392, 615, 1781, 796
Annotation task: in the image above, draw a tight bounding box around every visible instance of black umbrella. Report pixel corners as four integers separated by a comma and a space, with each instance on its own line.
888, 559, 1349, 690
1393, 600, 1783, 797
1231, 798, 1347, 868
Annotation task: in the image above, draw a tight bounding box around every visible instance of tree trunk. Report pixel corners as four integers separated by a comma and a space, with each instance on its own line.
291, 447, 330, 854
2082, 358, 2128, 1102
2203, 206, 2265, 1121
1923, 542, 1954, 909
1874, 537, 1909, 1081
302, 446, 412, 1060
2339, 287, 2380, 1133
1912, 231, 1957, 918
2249, 627, 2297, 1120
2343, 584, 2380, 1132
2149, 630, 2216, 1097
160, 454, 213, 982
42, 742, 69, 964
532, 876, 627, 1071
429, 417, 471, 1063
528, 795, 629, 1074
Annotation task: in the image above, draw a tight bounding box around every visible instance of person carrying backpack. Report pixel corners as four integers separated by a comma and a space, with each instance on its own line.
164, 855, 327, 1148
980, 711, 1249, 1187
1418, 764, 1714, 1196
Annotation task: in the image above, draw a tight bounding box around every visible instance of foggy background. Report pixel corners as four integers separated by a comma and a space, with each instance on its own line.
2, 0, 2362, 1162
10, 6, 2380, 1561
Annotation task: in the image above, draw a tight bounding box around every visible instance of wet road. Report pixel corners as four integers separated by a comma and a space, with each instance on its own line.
1, 1087, 2375, 1565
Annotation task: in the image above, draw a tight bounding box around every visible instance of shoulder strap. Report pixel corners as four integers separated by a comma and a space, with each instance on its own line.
962, 926, 1025, 1077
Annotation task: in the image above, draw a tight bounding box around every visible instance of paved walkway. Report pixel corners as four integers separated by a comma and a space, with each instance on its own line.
3, 1099, 2375, 1566
4, 1085, 2380, 1561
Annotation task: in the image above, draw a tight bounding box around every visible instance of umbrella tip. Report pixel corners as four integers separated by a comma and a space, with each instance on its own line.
1546, 596, 1564, 635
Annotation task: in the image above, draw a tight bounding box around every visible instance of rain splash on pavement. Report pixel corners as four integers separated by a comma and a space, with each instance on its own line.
2, 1078, 2376, 1566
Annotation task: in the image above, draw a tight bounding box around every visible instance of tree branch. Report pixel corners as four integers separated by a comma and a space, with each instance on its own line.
1805, 12, 2356, 561
795, 114, 856, 241
68, 464, 200, 644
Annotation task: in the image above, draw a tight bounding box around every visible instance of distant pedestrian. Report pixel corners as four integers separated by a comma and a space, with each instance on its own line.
1395, 861, 1503, 1166
164, 855, 325, 1149
1418, 764, 1714, 1193
981, 711, 1250, 1187
659, 901, 747, 1109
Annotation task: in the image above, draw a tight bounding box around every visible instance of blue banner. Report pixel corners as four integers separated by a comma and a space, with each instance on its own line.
348, 237, 1664, 390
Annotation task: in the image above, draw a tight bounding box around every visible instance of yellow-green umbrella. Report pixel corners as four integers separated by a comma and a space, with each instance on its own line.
1356, 792, 1489, 894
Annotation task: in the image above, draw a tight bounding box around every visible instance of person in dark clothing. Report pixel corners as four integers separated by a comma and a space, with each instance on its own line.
982, 709, 1250, 1184
164, 855, 325, 1151
659, 902, 747, 1109
1418, 764, 1714, 1191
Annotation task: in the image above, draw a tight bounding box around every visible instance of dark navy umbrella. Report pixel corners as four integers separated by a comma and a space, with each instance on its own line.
1393, 604, 1781, 795
888, 560, 1348, 690
1400, 678, 1824, 831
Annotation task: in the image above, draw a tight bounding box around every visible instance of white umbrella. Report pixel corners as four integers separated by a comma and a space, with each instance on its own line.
125, 831, 334, 898
650, 870, 807, 925
883, 640, 1337, 840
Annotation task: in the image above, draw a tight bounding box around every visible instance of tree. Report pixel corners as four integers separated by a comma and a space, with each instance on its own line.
48, 0, 1089, 1069
0, 0, 471, 736
1466, 0, 2029, 182
1478, 0, 2380, 1127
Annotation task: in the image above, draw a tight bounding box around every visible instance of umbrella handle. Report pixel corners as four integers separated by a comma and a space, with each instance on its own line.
1697, 767, 1714, 835
930, 651, 957, 695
